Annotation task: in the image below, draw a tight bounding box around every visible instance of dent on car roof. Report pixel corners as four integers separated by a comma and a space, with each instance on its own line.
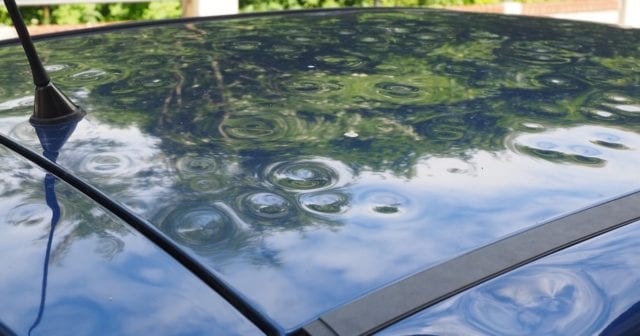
0, 8, 639, 333
303, 190, 640, 335
380, 217, 640, 335
0, 144, 262, 335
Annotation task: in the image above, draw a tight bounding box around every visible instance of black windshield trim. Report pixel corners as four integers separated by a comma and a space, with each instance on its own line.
0, 134, 283, 336
299, 190, 640, 336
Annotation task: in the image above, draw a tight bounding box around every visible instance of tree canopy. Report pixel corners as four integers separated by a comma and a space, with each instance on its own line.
0, 0, 542, 25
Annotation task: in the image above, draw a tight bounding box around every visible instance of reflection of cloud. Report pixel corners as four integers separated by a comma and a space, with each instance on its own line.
4, 111, 640, 331
417, 126, 640, 194
10, 115, 640, 330
0, 179, 261, 335
379, 220, 640, 336
0, 10, 638, 333
209, 127, 640, 328
47, 234, 261, 336
0, 96, 33, 111
57, 118, 175, 220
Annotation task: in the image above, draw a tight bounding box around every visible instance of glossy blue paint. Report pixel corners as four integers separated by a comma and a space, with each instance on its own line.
0, 9, 639, 331
0, 144, 262, 335
379, 219, 640, 335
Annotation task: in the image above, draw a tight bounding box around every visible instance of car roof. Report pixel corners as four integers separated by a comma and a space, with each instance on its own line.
1, 8, 639, 334
0, 144, 262, 335
381, 217, 640, 335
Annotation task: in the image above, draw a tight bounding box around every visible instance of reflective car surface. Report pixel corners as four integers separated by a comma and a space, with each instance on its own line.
380, 218, 640, 335
0, 145, 261, 335
0, 8, 639, 335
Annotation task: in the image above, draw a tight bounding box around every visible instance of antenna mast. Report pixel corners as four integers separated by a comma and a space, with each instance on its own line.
3, 0, 85, 125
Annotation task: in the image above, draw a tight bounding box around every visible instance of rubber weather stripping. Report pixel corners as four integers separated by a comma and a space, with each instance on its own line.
0, 135, 283, 336
299, 190, 640, 336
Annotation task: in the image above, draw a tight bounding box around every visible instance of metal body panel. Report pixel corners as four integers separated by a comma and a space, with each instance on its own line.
1, 9, 639, 331
380, 218, 640, 336
304, 190, 640, 335
0, 145, 261, 335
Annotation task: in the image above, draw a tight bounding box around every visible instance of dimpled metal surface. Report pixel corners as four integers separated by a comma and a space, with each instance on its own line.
379, 219, 640, 335
0, 9, 639, 331
0, 145, 261, 335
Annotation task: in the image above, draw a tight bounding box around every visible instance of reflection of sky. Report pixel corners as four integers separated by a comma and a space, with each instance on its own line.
0, 10, 639, 331
2, 115, 175, 215
0, 148, 261, 335
11, 115, 638, 329
3, 94, 640, 331
379, 219, 640, 336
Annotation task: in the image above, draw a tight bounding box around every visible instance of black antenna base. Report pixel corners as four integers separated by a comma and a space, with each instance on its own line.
4, 0, 86, 125
30, 82, 86, 126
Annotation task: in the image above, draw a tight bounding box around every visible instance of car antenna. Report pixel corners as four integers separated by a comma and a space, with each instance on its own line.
3, 0, 85, 125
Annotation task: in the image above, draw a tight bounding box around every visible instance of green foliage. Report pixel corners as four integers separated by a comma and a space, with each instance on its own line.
0, 5, 44, 25
99, 3, 148, 22
52, 4, 103, 24
0, 0, 552, 25
142, 1, 181, 20
0, 1, 181, 26
0, 8, 638, 176
239, 0, 511, 11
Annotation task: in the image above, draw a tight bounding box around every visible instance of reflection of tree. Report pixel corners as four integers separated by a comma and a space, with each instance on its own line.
0, 142, 129, 264
93, 12, 640, 171
49, 192, 128, 263
1, 9, 640, 265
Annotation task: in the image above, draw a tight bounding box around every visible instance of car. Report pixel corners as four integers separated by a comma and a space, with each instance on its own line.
0, 4, 640, 335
